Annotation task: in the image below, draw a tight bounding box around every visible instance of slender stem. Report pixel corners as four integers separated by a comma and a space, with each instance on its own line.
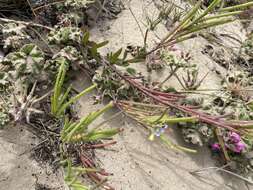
26, 0, 37, 17
0, 17, 54, 30
215, 128, 230, 162
191, 165, 253, 184
158, 67, 179, 88
219, 1, 253, 12
57, 84, 97, 116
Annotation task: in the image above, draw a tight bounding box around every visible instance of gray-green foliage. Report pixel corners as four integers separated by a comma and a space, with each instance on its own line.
48, 27, 82, 45
65, 0, 94, 9
57, 12, 84, 27
181, 123, 214, 146
241, 34, 253, 57
53, 46, 84, 69
1, 23, 31, 50
0, 111, 9, 129
0, 72, 9, 89
93, 66, 141, 100
1, 44, 44, 83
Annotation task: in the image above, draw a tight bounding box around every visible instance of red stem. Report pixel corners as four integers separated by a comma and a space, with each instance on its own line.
104, 60, 240, 133
80, 153, 114, 190
83, 141, 117, 149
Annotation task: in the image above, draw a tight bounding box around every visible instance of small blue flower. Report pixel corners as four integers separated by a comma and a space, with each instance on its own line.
154, 124, 168, 137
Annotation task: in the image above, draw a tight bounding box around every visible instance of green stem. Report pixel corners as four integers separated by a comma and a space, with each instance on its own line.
202, 11, 243, 21
160, 134, 197, 153
219, 1, 253, 12
57, 84, 97, 116
161, 116, 198, 124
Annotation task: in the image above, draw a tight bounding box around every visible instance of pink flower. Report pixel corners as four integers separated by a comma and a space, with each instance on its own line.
229, 132, 241, 143
211, 143, 221, 152
234, 141, 246, 153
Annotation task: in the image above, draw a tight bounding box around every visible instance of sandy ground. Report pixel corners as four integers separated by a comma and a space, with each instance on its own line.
0, 0, 253, 190
0, 125, 65, 190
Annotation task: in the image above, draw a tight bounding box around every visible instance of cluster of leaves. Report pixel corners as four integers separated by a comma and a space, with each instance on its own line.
1, 44, 44, 84
51, 60, 97, 118
64, 160, 91, 190
241, 33, 253, 58
0, 111, 9, 129
93, 66, 142, 101
49, 56, 118, 129
65, 0, 94, 9
61, 102, 119, 143
48, 27, 82, 45
0, 43, 51, 123
49, 56, 121, 189
148, 0, 253, 55
1, 23, 31, 51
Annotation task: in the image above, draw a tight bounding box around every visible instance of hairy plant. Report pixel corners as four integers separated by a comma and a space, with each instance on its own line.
93, 66, 142, 101
48, 27, 82, 45
221, 71, 252, 101
1, 43, 44, 84
9, 81, 50, 123
0, 111, 9, 128
0, 72, 9, 90
1, 23, 31, 50
65, 0, 94, 10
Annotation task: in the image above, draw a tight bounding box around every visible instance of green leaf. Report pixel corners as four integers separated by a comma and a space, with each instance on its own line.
96, 40, 109, 49
82, 31, 90, 46
126, 67, 136, 75
108, 48, 122, 64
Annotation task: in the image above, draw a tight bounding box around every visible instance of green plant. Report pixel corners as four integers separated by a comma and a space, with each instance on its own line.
51, 60, 97, 117
65, 0, 94, 9
0, 72, 9, 90
61, 102, 120, 143
157, 50, 192, 87
0, 111, 9, 129
48, 27, 82, 45
117, 101, 197, 153
64, 160, 96, 190
1, 22, 30, 50
148, 0, 253, 54
1, 44, 44, 84
181, 67, 209, 90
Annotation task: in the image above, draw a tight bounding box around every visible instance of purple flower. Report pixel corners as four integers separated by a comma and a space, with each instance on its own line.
154, 128, 165, 137
211, 143, 221, 152
234, 141, 246, 153
154, 125, 168, 137
228, 132, 241, 143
